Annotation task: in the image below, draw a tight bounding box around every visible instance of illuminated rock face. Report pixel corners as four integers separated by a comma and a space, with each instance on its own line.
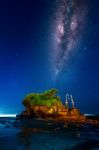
19, 90, 99, 125
70, 108, 80, 116
19, 104, 99, 125
20, 93, 85, 120
20, 104, 85, 121
21, 104, 64, 118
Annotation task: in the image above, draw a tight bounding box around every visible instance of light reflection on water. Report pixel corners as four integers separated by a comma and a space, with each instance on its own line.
0, 117, 99, 150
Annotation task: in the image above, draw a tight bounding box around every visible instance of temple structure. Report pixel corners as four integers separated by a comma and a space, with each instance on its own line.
65, 94, 75, 109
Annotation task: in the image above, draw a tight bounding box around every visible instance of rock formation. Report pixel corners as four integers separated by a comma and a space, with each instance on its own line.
18, 89, 99, 125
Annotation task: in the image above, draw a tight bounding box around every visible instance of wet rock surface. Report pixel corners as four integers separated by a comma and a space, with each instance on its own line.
0, 117, 99, 150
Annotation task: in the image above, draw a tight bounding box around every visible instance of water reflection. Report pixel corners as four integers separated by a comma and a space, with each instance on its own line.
0, 118, 99, 150
17, 127, 43, 150
16, 120, 82, 150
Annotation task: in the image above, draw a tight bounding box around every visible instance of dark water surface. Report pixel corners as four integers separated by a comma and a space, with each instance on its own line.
0, 117, 99, 150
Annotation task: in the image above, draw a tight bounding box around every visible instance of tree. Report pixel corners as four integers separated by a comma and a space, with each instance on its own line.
44, 88, 58, 99
22, 89, 62, 108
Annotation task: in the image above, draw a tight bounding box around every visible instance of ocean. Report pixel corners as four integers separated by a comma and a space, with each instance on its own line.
0, 117, 99, 150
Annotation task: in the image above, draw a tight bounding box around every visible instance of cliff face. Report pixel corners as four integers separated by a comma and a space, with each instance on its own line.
20, 103, 86, 122
21, 103, 65, 118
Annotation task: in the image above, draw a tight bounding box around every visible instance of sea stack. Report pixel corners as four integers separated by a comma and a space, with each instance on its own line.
18, 89, 87, 123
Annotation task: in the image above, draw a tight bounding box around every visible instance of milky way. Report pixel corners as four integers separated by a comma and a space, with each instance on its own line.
52, 0, 87, 77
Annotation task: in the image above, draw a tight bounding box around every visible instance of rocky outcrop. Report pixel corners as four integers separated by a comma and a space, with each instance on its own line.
19, 104, 86, 121
18, 89, 99, 125
18, 105, 99, 125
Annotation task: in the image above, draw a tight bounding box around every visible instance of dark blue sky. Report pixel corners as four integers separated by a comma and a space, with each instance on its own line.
0, 0, 99, 114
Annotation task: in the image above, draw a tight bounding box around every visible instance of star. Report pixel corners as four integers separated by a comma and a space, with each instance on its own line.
70, 21, 78, 31
84, 47, 87, 51
57, 24, 64, 36
51, 0, 87, 77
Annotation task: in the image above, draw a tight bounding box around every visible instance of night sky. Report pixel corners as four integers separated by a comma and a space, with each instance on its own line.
0, 0, 99, 114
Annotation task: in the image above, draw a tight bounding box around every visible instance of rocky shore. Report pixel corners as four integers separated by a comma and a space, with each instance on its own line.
18, 89, 99, 125
18, 106, 99, 125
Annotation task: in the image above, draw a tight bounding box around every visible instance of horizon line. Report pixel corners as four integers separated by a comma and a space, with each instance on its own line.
0, 113, 98, 118
0, 114, 17, 117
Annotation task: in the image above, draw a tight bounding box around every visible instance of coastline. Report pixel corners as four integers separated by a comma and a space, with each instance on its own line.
0, 114, 17, 117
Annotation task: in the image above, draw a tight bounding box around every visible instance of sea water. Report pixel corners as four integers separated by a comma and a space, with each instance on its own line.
0, 117, 99, 150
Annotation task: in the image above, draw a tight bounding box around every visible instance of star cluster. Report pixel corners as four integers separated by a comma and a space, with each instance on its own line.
52, 0, 87, 76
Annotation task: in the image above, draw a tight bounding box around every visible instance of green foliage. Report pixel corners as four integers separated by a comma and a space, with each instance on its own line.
22, 89, 62, 107
44, 88, 58, 98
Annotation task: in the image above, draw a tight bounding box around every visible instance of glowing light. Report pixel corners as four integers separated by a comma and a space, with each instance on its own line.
70, 16, 78, 31
51, 0, 87, 77
84, 114, 95, 116
57, 24, 64, 35
0, 114, 17, 117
